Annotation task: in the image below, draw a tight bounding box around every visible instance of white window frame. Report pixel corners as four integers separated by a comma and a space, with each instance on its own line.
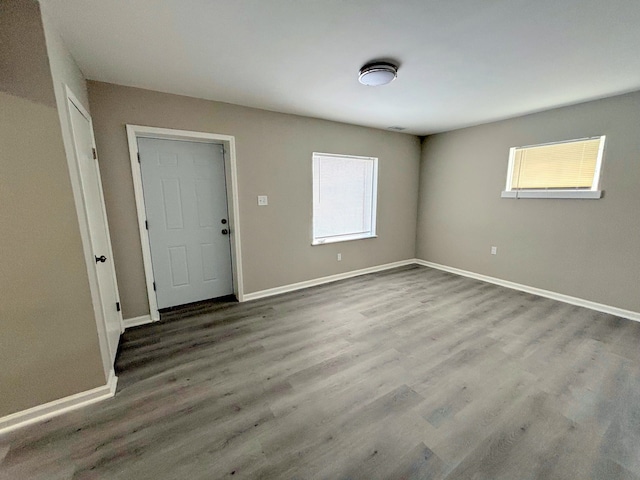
501, 135, 606, 199
312, 152, 378, 245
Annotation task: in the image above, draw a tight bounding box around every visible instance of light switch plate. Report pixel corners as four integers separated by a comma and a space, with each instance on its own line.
257, 195, 268, 206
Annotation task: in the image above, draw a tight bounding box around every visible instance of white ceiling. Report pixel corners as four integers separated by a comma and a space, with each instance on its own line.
41, 0, 640, 135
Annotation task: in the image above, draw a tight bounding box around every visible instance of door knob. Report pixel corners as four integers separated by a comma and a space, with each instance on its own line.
221, 229, 229, 235
95, 255, 107, 263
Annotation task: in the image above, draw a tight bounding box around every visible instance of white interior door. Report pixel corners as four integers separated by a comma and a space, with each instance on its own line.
137, 138, 234, 309
68, 98, 122, 364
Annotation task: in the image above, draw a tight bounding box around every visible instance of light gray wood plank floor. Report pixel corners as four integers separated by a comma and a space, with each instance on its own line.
1, 265, 639, 479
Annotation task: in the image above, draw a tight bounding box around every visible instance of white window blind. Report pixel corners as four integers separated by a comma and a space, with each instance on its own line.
502, 136, 605, 199
312, 153, 378, 244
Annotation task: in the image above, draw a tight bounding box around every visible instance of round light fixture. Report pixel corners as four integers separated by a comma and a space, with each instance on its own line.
358, 62, 398, 86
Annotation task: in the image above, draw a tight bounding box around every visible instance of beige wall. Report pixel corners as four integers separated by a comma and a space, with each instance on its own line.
0, 0, 105, 417
0, 0, 55, 107
416, 91, 640, 312
87, 81, 421, 319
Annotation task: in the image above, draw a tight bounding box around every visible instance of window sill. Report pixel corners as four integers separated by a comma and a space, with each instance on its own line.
501, 190, 602, 199
312, 234, 377, 246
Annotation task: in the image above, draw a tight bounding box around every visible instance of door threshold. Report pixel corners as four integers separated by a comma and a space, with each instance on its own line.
158, 295, 238, 320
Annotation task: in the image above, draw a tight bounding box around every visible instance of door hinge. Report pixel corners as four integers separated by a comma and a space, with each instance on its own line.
92, 148, 97, 160
137, 152, 141, 163
145, 220, 148, 230
116, 301, 121, 312
153, 282, 156, 291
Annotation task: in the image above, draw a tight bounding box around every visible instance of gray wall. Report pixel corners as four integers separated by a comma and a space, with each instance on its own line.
416, 91, 640, 312
0, 0, 105, 417
87, 81, 421, 319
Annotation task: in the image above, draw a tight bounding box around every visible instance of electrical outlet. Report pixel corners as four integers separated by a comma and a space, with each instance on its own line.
337, 253, 342, 261
257, 195, 268, 206
491, 246, 497, 255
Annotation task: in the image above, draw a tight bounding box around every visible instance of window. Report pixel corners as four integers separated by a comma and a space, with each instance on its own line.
502, 136, 606, 199
312, 152, 378, 245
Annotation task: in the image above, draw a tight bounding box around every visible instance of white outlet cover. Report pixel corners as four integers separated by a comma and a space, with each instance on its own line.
257, 195, 268, 206
491, 246, 497, 255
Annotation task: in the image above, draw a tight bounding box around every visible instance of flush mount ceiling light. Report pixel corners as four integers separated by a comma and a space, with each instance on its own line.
358, 61, 398, 86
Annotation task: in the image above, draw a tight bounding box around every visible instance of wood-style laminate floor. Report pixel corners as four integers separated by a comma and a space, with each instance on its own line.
2, 265, 640, 479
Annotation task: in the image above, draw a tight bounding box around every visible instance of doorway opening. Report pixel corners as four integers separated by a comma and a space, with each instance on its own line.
126, 125, 244, 322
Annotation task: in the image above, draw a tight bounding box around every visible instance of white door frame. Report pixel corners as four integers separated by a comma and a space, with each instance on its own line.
126, 125, 245, 321
64, 85, 123, 379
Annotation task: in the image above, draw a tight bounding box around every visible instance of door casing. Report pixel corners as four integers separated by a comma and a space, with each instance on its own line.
126, 125, 244, 322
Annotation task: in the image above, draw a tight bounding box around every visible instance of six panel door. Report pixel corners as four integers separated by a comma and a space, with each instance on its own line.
138, 138, 233, 309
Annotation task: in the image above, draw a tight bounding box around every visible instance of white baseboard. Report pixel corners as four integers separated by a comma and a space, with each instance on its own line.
127, 260, 639, 322
415, 259, 640, 323
123, 314, 153, 329
0, 369, 117, 435
242, 259, 417, 302
2, 260, 634, 436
